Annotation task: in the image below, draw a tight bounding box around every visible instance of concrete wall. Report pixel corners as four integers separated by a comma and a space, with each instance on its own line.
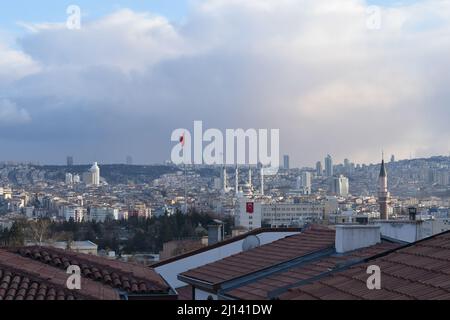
335, 225, 381, 253
378, 222, 420, 243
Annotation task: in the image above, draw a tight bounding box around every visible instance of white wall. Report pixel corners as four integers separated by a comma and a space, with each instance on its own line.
155, 231, 299, 289
378, 222, 420, 243
335, 225, 381, 253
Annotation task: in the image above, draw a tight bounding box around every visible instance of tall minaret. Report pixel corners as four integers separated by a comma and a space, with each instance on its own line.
222, 166, 227, 192
260, 167, 265, 196
378, 156, 390, 220
248, 167, 252, 187
235, 166, 239, 195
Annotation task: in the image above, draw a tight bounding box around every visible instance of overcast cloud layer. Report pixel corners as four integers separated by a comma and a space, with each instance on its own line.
0, 0, 449, 166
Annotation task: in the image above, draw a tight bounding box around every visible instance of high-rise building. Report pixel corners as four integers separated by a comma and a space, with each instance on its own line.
390, 155, 395, 163
378, 158, 390, 220
300, 171, 312, 195
316, 161, 323, 176
325, 155, 333, 177
331, 175, 349, 197
73, 174, 81, 184
65, 173, 73, 185
283, 155, 290, 170
67, 156, 74, 167
90, 162, 101, 186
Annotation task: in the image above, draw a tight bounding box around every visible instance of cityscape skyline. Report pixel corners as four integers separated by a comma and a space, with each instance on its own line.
1, 151, 449, 168
2, 0, 450, 305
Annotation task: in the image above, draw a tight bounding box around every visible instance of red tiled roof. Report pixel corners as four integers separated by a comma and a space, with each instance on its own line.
280, 231, 450, 300
179, 225, 335, 287
0, 250, 119, 300
152, 227, 301, 267
12, 246, 170, 296
177, 285, 193, 300
225, 241, 400, 300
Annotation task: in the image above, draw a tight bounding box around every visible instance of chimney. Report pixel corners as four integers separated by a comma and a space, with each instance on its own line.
408, 207, 417, 221
335, 225, 381, 254
208, 223, 223, 246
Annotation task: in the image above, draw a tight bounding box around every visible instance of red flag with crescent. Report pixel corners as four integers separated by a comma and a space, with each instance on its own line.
179, 132, 185, 147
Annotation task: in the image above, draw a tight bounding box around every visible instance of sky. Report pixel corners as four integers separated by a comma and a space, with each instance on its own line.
0, 0, 449, 166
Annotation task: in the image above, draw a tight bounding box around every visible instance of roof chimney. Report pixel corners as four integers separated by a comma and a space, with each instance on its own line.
335, 225, 381, 254
208, 222, 224, 246
408, 207, 417, 221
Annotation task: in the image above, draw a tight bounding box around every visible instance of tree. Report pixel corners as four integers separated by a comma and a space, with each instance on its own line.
27, 219, 51, 246
6, 220, 27, 246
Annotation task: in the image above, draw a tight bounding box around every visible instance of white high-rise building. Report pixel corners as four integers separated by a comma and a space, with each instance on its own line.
65, 173, 73, 185
90, 162, 100, 186
73, 174, 81, 184
301, 172, 312, 195
331, 175, 349, 197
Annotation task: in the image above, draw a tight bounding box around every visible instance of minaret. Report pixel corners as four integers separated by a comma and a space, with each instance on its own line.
261, 167, 265, 196
223, 166, 228, 192
235, 165, 239, 195
248, 167, 252, 187
378, 156, 390, 220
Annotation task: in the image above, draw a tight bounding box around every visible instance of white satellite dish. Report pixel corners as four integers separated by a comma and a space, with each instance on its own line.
242, 235, 261, 251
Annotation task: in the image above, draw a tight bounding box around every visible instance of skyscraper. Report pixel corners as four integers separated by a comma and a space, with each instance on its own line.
316, 161, 323, 176
378, 158, 390, 220
301, 171, 312, 195
325, 155, 333, 177
90, 162, 100, 186
67, 156, 74, 167
283, 155, 290, 170
65, 173, 73, 185
331, 175, 349, 197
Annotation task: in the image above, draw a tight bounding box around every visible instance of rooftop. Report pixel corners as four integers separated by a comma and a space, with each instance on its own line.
279, 230, 450, 300
223, 241, 400, 300
0, 246, 174, 300
179, 225, 335, 289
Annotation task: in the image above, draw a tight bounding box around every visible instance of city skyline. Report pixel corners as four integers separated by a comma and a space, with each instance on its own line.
0, 151, 449, 168
1, 0, 449, 167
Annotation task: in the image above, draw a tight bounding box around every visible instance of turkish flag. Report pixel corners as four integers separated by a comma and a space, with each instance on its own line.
179, 133, 185, 147
246, 202, 254, 214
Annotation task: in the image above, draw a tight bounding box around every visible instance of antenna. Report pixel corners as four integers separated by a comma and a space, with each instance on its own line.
242, 235, 261, 251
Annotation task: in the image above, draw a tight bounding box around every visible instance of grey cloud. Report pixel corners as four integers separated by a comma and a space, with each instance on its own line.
1, 0, 450, 165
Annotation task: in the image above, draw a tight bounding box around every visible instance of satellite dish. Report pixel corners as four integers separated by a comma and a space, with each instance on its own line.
242, 235, 261, 251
